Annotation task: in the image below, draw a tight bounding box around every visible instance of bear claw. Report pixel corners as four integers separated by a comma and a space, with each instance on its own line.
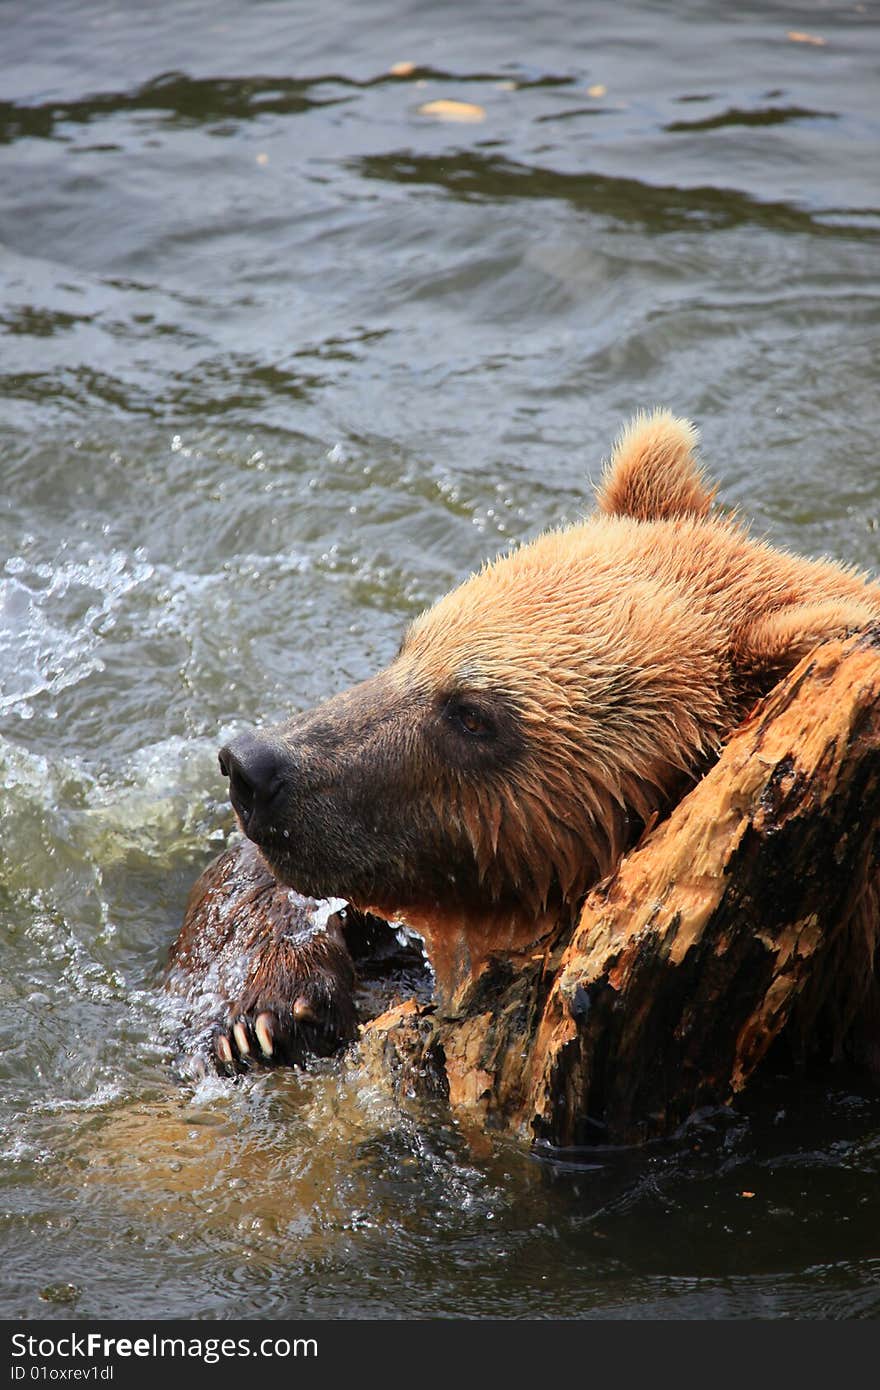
211, 1012, 278, 1070
232, 1020, 250, 1057
292, 995, 318, 1024
205, 996, 355, 1075
254, 1012, 274, 1058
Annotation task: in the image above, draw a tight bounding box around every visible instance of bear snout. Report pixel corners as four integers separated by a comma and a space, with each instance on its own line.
218, 732, 284, 841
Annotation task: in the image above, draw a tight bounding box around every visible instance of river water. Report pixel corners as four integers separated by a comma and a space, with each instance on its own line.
1, 0, 879, 1320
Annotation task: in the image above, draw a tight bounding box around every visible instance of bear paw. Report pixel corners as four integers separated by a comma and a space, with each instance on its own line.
210, 926, 358, 1073
166, 839, 358, 1076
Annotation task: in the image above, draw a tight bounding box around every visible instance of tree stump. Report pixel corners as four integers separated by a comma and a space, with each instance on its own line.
356, 626, 880, 1146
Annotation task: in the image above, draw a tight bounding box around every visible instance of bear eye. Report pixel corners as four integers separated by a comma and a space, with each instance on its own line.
447, 700, 494, 738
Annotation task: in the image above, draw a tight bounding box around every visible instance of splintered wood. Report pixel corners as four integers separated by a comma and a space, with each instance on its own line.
358, 627, 880, 1145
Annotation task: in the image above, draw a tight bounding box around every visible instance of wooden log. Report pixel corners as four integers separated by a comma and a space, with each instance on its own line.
357, 626, 880, 1145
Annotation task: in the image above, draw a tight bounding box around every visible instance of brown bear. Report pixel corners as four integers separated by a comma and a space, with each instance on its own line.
166, 410, 880, 1066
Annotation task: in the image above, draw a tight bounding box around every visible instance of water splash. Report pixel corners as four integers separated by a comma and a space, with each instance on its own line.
0, 547, 154, 720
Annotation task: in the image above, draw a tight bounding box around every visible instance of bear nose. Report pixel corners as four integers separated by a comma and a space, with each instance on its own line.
218, 733, 282, 836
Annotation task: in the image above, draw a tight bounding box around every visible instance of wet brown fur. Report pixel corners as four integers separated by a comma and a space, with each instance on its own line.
178, 410, 880, 1023
352, 410, 880, 924
167, 838, 357, 1069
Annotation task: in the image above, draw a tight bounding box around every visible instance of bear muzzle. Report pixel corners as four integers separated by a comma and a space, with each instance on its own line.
218, 731, 285, 843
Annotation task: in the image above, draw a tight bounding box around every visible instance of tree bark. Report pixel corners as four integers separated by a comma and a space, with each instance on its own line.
357, 626, 880, 1145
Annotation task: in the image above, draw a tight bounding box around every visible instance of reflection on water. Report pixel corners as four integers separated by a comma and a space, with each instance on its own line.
0, 0, 878, 1319
356, 148, 874, 236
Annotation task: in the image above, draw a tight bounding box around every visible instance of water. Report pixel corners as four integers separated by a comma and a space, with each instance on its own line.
1, 0, 879, 1319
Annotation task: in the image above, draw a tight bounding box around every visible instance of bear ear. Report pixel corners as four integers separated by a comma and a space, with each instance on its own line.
595, 409, 716, 521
